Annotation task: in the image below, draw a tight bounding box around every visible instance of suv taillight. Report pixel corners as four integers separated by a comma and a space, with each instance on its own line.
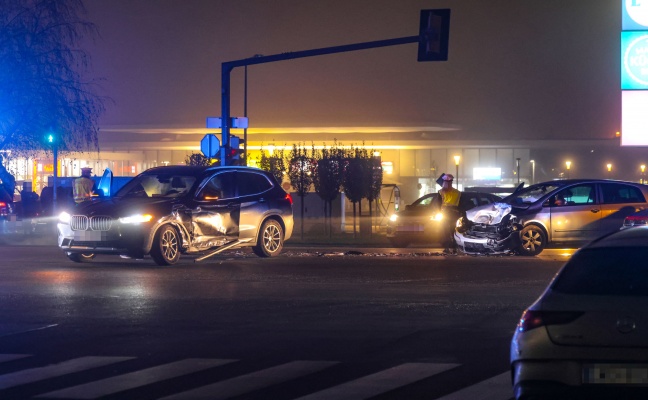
285, 193, 293, 205
623, 215, 648, 227
0, 201, 5, 207
517, 310, 583, 332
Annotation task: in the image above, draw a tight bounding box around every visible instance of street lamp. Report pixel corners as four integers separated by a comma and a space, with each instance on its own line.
530, 160, 535, 184
607, 163, 613, 173
641, 164, 646, 184
565, 161, 571, 179
453, 155, 460, 189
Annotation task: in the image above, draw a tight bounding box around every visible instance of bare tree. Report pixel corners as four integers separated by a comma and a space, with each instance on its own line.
0, 0, 105, 155
287, 143, 316, 240
258, 145, 286, 185
341, 146, 366, 237
185, 153, 212, 167
312, 142, 344, 237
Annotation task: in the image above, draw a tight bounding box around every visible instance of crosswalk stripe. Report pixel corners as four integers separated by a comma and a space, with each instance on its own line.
0, 354, 31, 363
436, 372, 511, 400
0, 356, 134, 390
294, 362, 460, 400
160, 360, 339, 400
37, 358, 236, 399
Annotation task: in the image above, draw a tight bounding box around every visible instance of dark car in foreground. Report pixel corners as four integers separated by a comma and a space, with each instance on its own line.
511, 227, 648, 399
385, 191, 501, 247
57, 166, 294, 265
455, 179, 648, 256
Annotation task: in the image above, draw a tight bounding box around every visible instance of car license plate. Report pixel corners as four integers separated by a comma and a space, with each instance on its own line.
73, 230, 103, 241
396, 225, 424, 232
583, 363, 648, 385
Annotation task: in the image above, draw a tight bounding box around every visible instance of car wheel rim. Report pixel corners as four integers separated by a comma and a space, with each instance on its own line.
161, 229, 178, 260
522, 229, 541, 251
263, 224, 281, 253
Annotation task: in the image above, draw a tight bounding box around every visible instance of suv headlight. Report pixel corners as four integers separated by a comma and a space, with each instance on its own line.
119, 214, 153, 224
389, 214, 398, 222
59, 211, 71, 224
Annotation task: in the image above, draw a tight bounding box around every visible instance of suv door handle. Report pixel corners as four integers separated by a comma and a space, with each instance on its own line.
590, 209, 600, 213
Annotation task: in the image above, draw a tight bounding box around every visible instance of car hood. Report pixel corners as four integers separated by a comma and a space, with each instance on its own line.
70, 196, 178, 218
464, 202, 512, 225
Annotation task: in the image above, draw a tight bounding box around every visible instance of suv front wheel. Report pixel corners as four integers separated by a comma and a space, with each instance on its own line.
253, 219, 284, 257
150, 225, 181, 265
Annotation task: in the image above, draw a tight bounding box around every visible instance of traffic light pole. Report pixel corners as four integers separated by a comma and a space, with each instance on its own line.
220, 35, 419, 166
52, 142, 58, 215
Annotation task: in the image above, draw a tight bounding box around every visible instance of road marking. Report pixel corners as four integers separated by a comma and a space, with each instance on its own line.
294, 362, 460, 400
0, 354, 31, 363
436, 371, 511, 400
37, 358, 236, 399
0, 356, 134, 390
160, 360, 338, 400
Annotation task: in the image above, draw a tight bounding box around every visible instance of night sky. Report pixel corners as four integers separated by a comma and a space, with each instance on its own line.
83, 0, 621, 141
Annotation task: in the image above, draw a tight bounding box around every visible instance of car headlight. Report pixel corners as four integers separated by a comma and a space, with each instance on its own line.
119, 214, 153, 224
432, 212, 443, 221
59, 211, 71, 224
389, 214, 398, 222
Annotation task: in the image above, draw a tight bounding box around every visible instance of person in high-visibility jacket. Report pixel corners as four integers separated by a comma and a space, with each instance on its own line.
438, 174, 461, 254
73, 167, 95, 204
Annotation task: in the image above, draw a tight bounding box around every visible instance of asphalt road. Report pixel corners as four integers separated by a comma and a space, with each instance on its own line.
0, 245, 568, 400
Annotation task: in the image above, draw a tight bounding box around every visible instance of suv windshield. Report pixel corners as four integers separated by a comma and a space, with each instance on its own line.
503, 183, 562, 206
115, 174, 197, 198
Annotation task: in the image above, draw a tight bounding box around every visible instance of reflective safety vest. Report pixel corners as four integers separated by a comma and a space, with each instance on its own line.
440, 187, 461, 207
73, 177, 94, 203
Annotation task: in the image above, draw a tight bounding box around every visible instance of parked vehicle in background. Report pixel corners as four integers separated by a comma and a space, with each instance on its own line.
386, 191, 502, 247
511, 227, 648, 399
455, 179, 648, 256
57, 166, 294, 265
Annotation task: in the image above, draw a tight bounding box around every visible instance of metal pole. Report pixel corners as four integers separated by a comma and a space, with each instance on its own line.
244, 65, 248, 165
221, 64, 232, 166
52, 143, 58, 216
516, 158, 520, 184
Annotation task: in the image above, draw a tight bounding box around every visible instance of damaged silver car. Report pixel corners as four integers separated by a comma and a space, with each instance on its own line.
454, 179, 648, 256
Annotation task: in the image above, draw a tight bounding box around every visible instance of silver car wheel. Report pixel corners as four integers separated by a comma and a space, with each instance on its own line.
518, 225, 546, 256
161, 229, 179, 260
263, 223, 281, 252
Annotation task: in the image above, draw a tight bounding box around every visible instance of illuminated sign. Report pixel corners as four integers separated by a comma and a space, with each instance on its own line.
473, 167, 501, 181
623, 0, 648, 30
621, 91, 648, 145
622, 31, 648, 89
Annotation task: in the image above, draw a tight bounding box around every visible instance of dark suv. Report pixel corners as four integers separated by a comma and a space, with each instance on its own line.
57, 166, 294, 265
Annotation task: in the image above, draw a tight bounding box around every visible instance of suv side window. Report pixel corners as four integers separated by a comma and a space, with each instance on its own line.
601, 183, 646, 204
237, 172, 273, 196
198, 172, 235, 200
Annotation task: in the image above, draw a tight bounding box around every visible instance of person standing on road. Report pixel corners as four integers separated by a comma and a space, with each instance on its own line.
0, 154, 16, 201
73, 167, 95, 204
439, 174, 461, 254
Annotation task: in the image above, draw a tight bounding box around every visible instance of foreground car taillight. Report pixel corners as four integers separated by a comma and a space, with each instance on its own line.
623, 215, 648, 227
517, 310, 583, 332
285, 193, 293, 205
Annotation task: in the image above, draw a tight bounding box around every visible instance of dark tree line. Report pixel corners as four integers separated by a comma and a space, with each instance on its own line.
259, 142, 383, 238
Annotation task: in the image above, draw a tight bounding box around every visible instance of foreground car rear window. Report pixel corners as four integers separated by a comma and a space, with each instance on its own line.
552, 248, 648, 296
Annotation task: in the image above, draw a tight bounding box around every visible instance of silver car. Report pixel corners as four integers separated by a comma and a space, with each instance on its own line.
511, 227, 648, 399
455, 179, 648, 256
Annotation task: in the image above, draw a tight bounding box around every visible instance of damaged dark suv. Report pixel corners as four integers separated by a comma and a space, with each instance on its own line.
57, 166, 294, 265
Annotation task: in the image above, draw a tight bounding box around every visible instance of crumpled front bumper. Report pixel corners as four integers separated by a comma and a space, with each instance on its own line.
454, 228, 521, 255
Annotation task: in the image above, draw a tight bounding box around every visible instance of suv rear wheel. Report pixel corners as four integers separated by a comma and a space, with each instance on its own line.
253, 219, 284, 257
